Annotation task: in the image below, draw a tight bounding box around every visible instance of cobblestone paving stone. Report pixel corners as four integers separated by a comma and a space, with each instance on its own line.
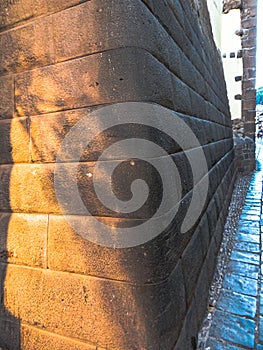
198, 142, 263, 349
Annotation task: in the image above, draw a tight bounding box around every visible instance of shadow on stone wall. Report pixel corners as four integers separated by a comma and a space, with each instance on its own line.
0, 139, 21, 348
0, 0, 234, 348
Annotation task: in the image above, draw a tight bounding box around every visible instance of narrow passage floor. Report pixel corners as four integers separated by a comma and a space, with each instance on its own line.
204, 141, 263, 349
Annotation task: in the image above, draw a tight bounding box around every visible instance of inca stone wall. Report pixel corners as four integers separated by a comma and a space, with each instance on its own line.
0, 1, 235, 349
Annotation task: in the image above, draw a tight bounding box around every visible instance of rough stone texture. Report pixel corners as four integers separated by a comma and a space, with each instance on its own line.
234, 134, 255, 173
15, 48, 175, 116
0, 75, 14, 120
226, 0, 257, 171
0, 17, 54, 75
0, 0, 88, 30
199, 162, 263, 349
3, 262, 186, 350
223, 0, 242, 14
0, 213, 48, 268
21, 325, 96, 350
241, 0, 257, 140
0, 0, 235, 348
0, 117, 29, 163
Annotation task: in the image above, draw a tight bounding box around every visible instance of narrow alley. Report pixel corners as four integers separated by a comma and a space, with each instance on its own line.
200, 140, 263, 349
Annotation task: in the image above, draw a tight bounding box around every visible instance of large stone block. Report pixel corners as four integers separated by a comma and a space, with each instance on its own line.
15, 47, 174, 116
29, 105, 226, 164
242, 78, 256, 91
30, 107, 188, 163
0, 163, 58, 213
242, 16, 257, 29
243, 88, 256, 100
193, 260, 211, 329
242, 35, 257, 49
0, 0, 88, 30
188, 88, 206, 120
0, 0, 34, 29
205, 149, 234, 204
52, 0, 200, 93
0, 213, 48, 267
3, 262, 186, 348
242, 98, 256, 110
21, 324, 96, 350
149, 0, 195, 63
242, 55, 256, 69
0, 117, 29, 164
0, 317, 20, 350
52, 0, 215, 104
0, 75, 13, 119
204, 139, 233, 170
173, 298, 199, 350
198, 213, 210, 259
0, 152, 201, 225
47, 206, 194, 283
0, 17, 54, 75
29, 108, 95, 163
53, 0, 174, 63
181, 228, 204, 306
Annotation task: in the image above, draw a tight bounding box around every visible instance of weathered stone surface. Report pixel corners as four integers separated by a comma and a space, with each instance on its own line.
0, 75, 13, 120
0, 0, 88, 30
0, 0, 34, 29
47, 192, 203, 283
217, 289, 257, 317
0, 213, 48, 267
0, 164, 58, 213
52, 0, 225, 111
0, 0, 235, 347
15, 48, 174, 116
242, 98, 257, 110
0, 17, 54, 75
3, 262, 186, 348
0, 158, 183, 216
181, 229, 204, 306
21, 324, 96, 350
48, 214, 181, 283
0, 317, 20, 350
206, 337, 246, 350
205, 237, 220, 283
209, 310, 255, 348
234, 241, 260, 253
194, 260, 211, 329
236, 229, 260, 240
198, 214, 210, 259
0, 117, 29, 164
53, 0, 180, 68
145, 0, 203, 80
241, 0, 257, 143
29, 106, 230, 165
173, 299, 199, 350
230, 250, 260, 265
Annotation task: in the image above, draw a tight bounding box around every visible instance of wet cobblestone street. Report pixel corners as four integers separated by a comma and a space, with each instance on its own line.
199, 141, 263, 349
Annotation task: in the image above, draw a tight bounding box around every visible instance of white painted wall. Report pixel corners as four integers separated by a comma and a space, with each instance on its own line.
207, 1, 242, 119
206, 0, 222, 48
